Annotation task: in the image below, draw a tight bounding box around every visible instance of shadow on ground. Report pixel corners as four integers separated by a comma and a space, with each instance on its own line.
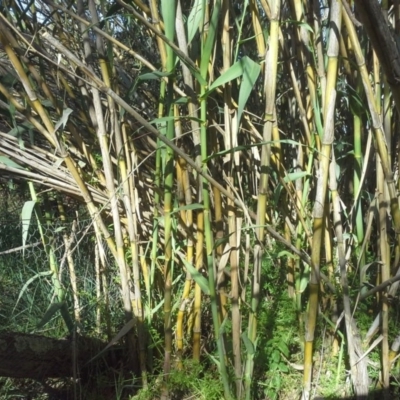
313, 387, 397, 400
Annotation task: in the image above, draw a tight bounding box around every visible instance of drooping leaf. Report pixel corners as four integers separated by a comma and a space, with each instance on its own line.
277, 250, 299, 260
13, 271, 53, 313
237, 56, 261, 122
199, 0, 221, 79
242, 331, 255, 356
86, 318, 136, 364
37, 302, 65, 329
283, 171, 310, 183
139, 71, 173, 81
7, 125, 27, 137
0, 156, 24, 169
53, 108, 73, 134
187, 0, 205, 44
21, 200, 36, 256
173, 97, 188, 105
176, 251, 210, 295
278, 342, 290, 358
206, 58, 247, 94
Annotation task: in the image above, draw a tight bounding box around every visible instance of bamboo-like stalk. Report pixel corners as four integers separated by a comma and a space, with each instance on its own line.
1, 30, 119, 264
329, 153, 369, 397
174, 112, 190, 370
343, 18, 400, 391
245, 2, 280, 399
343, 8, 400, 234
149, 0, 167, 68
372, 50, 391, 395
313, 0, 326, 110
303, 4, 341, 396
6, 2, 400, 398
159, 3, 176, 398
196, 2, 232, 397
193, 209, 204, 361
353, 80, 365, 287
294, 144, 307, 336
290, 0, 318, 143
104, 22, 148, 383
76, 1, 133, 330
149, 79, 165, 320
174, 1, 197, 367
94, 241, 102, 334
37, 29, 260, 220
175, 158, 193, 369
28, 185, 74, 330
57, 198, 81, 323
0, 27, 121, 333
221, 0, 242, 396
250, 0, 266, 60
303, 92, 335, 399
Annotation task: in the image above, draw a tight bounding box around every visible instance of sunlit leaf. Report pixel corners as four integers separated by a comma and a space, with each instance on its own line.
237, 56, 261, 122
21, 200, 36, 256
242, 331, 255, 355
139, 71, 173, 81
54, 108, 73, 134
176, 251, 210, 295
187, 0, 205, 44
0, 156, 24, 169
283, 171, 310, 183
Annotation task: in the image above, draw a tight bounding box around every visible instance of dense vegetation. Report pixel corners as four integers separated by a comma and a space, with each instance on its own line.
1, 0, 400, 399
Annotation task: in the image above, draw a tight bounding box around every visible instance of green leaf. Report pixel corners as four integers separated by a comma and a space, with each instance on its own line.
0, 72, 17, 87
199, 0, 221, 79
139, 71, 173, 81
219, 315, 229, 336
13, 271, 53, 313
161, 0, 176, 42
277, 250, 298, 260
187, 0, 205, 44
86, 318, 136, 364
283, 171, 310, 183
54, 108, 73, 134
151, 299, 165, 316
241, 331, 255, 355
37, 302, 65, 329
286, 19, 314, 33
278, 342, 289, 358
8, 125, 27, 137
272, 349, 280, 363
161, 0, 176, 71
207, 352, 220, 369
41, 99, 54, 108
299, 275, 309, 293
176, 251, 210, 295
0, 156, 24, 169
206, 59, 246, 94
237, 56, 261, 122
21, 200, 36, 256
203, 56, 260, 109
173, 97, 188, 105
214, 236, 229, 249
